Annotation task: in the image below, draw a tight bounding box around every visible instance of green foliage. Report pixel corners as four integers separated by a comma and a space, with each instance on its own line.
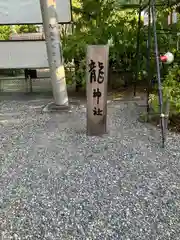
150, 61, 180, 115
0, 25, 36, 41
63, 1, 178, 87
62, 0, 144, 86
62, 0, 119, 86
163, 64, 180, 114
15, 25, 37, 33
0, 26, 11, 40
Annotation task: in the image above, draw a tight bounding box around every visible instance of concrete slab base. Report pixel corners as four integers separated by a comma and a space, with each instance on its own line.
42, 100, 81, 113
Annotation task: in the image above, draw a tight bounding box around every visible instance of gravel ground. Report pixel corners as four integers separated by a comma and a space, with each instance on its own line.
1, 96, 180, 240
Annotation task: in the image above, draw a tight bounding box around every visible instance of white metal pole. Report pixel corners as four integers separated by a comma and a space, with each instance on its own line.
39, 0, 68, 106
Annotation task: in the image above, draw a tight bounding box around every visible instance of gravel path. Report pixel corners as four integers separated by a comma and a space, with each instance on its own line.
1, 97, 180, 240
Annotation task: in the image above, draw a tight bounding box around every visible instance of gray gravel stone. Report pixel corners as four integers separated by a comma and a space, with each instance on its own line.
1, 97, 180, 240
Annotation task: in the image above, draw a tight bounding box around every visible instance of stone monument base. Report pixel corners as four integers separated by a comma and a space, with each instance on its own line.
42, 100, 80, 113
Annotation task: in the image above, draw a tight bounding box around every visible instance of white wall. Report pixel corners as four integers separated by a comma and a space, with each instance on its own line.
0, 41, 48, 69
0, 0, 71, 24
